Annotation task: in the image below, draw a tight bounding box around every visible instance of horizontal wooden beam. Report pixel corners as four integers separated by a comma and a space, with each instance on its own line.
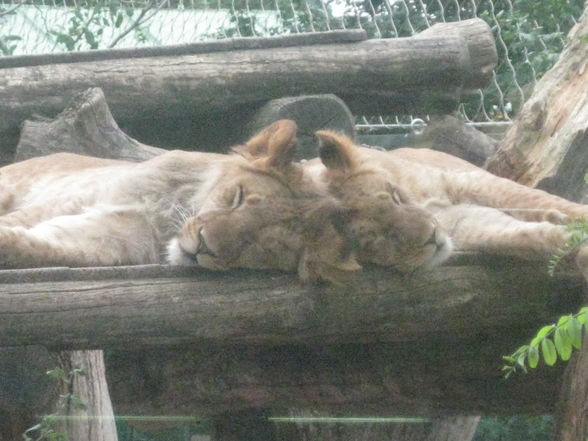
0, 255, 578, 416
0, 19, 496, 137
0, 255, 582, 349
106, 334, 564, 417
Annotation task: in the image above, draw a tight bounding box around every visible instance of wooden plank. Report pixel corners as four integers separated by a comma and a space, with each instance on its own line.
0, 19, 497, 136
0, 257, 582, 349
0, 30, 368, 69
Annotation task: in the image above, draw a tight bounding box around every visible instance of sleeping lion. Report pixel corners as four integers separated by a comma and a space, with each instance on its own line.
0, 120, 359, 283
304, 130, 588, 276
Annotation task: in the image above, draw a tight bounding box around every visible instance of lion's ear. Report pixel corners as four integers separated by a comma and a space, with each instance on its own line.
315, 130, 358, 171
233, 120, 298, 169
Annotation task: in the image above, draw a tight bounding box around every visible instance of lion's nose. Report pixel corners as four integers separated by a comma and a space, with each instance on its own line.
196, 229, 217, 257
423, 226, 442, 248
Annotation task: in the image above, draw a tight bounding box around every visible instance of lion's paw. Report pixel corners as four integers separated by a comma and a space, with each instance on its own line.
544, 209, 570, 225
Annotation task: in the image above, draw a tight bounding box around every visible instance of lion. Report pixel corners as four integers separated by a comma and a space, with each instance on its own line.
0, 121, 359, 283
303, 130, 588, 274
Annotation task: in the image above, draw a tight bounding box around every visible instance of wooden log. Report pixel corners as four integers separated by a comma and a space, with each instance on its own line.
243, 94, 356, 160
57, 351, 119, 441
0, 258, 582, 349
0, 19, 496, 149
485, 9, 588, 203
420, 115, 499, 167
15, 88, 165, 163
105, 331, 563, 418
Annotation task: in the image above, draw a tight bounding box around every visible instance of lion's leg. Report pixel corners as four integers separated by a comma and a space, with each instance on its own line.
453, 173, 588, 221
431, 204, 569, 260
0, 207, 160, 269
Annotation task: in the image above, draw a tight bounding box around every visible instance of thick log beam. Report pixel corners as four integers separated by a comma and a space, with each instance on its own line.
0, 257, 582, 349
0, 20, 496, 139
105, 331, 563, 417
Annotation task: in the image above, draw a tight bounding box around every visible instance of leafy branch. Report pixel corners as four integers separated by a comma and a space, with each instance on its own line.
502, 307, 588, 378
108, 0, 166, 48
0, 0, 25, 19
23, 367, 87, 441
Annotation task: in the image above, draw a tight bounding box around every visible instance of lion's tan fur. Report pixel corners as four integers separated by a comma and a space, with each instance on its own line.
0, 121, 359, 283
305, 130, 588, 273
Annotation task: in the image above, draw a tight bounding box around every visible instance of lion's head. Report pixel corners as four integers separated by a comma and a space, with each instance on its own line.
166, 120, 360, 283
312, 130, 453, 272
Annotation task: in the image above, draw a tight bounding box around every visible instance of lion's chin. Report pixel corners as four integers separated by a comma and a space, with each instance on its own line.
165, 237, 226, 270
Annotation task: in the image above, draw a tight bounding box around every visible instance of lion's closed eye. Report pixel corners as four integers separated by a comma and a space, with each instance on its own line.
230, 185, 244, 209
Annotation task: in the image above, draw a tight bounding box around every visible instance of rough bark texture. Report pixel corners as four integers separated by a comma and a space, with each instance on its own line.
106, 333, 563, 418
0, 261, 582, 349
554, 340, 588, 441
482, 4, 588, 440
15, 88, 165, 163
11, 88, 355, 166
422, 115, 499, 167
0, 19, 496, 157
485, 7, 588, 203
57, 351, 119, 441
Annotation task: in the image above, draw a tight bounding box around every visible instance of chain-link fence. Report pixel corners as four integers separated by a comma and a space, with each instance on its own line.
0, 0, 584, 133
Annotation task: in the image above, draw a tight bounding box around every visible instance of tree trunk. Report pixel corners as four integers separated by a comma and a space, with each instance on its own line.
485, 5, 588, 203
57, 351, 119, 441
484, 3, 588, 439
422, 115, 499, 167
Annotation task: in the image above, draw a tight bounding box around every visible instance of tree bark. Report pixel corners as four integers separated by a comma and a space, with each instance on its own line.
105, 334, 562, 419
0, 261, 582, 349
57, 351, 119, 441
0, 19, 495, 144
482, 3, 588, 439
485, 6, 588, 203
422, 115, 499, 167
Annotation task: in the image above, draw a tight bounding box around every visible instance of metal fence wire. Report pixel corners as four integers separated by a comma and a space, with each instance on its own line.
0, 0, 584, 133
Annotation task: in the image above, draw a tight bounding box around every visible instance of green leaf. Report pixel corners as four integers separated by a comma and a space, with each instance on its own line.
115, 12, 124, 28
46, 367, 66, 381
557, 315, 571, 327
567, 316, 583, 349
537, 324, 555, 339
541, 338, 557, 366
528, 345, 539, 369
554, 327, 573, 361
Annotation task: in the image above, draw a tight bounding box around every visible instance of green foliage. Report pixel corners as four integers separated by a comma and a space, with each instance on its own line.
23, 367, 87, 441
0, 34, 21, 55
0, 4, 22, 55
502, 306, 588, 378
47, 0, 153, 51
